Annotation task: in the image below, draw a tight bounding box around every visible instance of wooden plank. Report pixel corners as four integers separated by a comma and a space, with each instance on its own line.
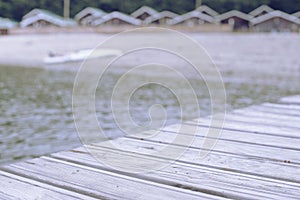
90, 137, 300, 183
0, 158, 225, 200
222, 113, 300, 129
127, 129, 300, 163
161, 123, 300, 150
255, 103, 300, 116
50, 147, 300, 200
187, 118, 300, 138
263, 102, 300, 110
280, 95, 300, 105
0, 171, 96, 200
231, 108, 300, 123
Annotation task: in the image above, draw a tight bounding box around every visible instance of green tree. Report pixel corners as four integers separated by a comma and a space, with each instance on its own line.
1, 0, 300, 21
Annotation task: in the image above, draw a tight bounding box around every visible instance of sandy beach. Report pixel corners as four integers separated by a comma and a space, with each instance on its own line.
0, 33, 110, 67
0, 31, 299, 77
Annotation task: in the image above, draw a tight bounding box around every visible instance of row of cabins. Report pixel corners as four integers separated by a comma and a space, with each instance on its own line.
1, 5, 300, 34
74, 5, 300, 32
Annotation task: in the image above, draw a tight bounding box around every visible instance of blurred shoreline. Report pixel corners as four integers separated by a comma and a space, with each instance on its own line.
0, 31, 299, 71
9, 25, 233, 35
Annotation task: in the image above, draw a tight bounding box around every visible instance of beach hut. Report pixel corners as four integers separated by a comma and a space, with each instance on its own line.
292, 11, 300, 18
168, 11, 214, 26
250, 11, 300, 32
249, 5, 274, 17
75, 7, 106, 26
144, 11, 178, 25
215, 10, 253, 31
131, 6, 158, 21
91, 11, 142, 26
0, 17, 17, 35
21, 9, 77, 28
196, 5, 219, 17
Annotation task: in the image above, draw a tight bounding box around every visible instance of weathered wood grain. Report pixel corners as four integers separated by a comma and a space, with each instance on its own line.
214, 113, 300, 129
50, 147, 300, 200
232, 107, 300, 121
91, 137, 300, 183
250, 103, 300, 116
160, 123, 300, 150
0, 171, 97, 200
188, 118, 300, 138
1, 157, 225, 200
127, 129, 300, 163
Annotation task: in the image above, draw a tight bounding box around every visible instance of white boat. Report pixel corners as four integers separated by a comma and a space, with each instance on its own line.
44, 48, 122, 65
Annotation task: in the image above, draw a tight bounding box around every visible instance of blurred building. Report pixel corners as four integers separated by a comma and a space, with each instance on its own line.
196, 5, 219, 17
144, 11, 178, 25
20, 9, 77, 28
75, 7, 106, 26
215, 10, 253, 31
6, 4, 300, 32
0, 17, 17, 35
251, 11, 300, 32
293, 11, 300, 18
131, 6, 158, 21
168, 11, 214, 27
91, 11, 142, 26
249, 5, 274, 18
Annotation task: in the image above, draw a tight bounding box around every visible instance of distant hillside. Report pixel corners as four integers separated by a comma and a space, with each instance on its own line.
1, 0, 300, 21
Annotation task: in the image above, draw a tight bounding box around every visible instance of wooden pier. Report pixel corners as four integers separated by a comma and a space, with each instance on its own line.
1, 95, 300, 199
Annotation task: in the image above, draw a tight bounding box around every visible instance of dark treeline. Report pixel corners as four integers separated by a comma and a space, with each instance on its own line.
1, 0, 300, 21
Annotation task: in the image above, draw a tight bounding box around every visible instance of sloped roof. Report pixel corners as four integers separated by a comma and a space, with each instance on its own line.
75, 7, 106, 21
251, 10, 300, 25
196, 5, 219, 17
131, 6, 158, 18
22, 8, 55, 20
215, 10, 253, 22
144, 11, 179, 24
249, 5, 274, 17
92, 11, 142, 26
292, 11, 300, 18
0, 17, 17, 29
20, 12, 77, 27
168, 11, 214, 25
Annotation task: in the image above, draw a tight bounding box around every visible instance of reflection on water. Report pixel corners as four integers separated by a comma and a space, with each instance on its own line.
0, 60, 299, 165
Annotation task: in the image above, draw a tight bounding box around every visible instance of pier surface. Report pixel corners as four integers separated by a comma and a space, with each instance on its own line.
1, 95, 300, 199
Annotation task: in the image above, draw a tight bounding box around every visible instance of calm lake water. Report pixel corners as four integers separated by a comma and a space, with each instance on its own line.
1, 34, 300, 165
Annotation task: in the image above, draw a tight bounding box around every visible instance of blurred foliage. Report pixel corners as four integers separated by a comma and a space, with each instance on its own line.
203, 0, 300, 14
1, 0, 300, 21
